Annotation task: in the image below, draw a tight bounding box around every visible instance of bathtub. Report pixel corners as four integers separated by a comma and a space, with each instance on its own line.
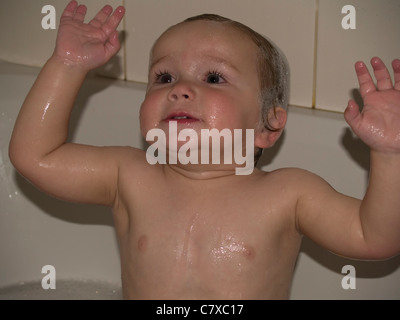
1, 59, 400, 299
0, 59, 145, 299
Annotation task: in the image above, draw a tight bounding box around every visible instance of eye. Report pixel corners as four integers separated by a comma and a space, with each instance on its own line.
154, 71, 173, 84
206, 71, 226, 84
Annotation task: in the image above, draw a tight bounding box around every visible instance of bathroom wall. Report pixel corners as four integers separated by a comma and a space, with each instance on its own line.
1, 0, 400, 299
1, 0, 399, 111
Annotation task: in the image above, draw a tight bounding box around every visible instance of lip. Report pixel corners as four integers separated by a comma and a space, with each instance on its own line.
163, 112, 200, 123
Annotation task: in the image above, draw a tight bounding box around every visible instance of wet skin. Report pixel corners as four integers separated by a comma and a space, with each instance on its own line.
9, 2, 400, 299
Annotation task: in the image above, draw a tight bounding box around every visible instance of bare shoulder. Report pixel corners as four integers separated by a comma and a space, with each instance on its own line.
254, 167, 341, 233
116, 146, 148, 166
114, 146, 166, 192
117, 146, 162, 174
255, 167, 335, 207
257, 167, 329, 190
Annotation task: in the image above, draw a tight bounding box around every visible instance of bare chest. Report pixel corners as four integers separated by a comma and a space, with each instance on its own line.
117, 188, 299, 298
114, 170, 301, 298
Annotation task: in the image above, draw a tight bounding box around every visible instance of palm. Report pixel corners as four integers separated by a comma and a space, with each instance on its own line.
345, 58, 400, 153
54, 1, 125, 70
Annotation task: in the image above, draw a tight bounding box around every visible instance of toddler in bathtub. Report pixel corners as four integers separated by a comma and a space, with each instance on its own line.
9, 1, 400, 299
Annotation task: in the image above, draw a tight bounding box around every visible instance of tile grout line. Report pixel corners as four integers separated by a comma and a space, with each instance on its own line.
122, 0, 127, 81
312, 0, 319, 109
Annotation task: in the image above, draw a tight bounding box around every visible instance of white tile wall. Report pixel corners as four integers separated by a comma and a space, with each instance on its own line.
0, 0, 124, 79
315, 0, 400, 112
124, 0, 316, 108
1, 0, 398, 111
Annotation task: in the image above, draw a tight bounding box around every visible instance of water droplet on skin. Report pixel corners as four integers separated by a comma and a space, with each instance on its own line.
41, 103, 51, 121
211, 235, 255, 264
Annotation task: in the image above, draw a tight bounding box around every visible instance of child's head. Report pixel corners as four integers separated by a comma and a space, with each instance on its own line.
183, 14, 290, 127
140, 14, 289, 164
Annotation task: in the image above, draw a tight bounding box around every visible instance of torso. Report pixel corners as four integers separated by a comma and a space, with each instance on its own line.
112, 152, 302, 299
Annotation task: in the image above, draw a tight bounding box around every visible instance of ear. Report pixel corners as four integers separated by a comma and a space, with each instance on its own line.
254, 107, 287, 149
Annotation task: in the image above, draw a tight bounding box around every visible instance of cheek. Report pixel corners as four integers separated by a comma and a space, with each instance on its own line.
205, 93, 258, 130
139, 91, 163, 136
205, 94, 236, 127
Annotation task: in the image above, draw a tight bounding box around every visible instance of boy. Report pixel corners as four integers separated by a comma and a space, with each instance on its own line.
9, 1, 400, 299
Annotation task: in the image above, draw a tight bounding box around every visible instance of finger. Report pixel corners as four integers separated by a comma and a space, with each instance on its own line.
393, 59, 400, 91
105, 31, 121, 58
344, 99, 361, 128
73, 4, 87, 22
371, 57, 393, 91
89, 5, 113, 28
101, 6, 125, 36
61, 0, 78, 20
355, 61, 376, 98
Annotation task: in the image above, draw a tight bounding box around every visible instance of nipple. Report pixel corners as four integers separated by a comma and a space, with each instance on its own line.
137, 235, 148, 252
211, 235, 255, 264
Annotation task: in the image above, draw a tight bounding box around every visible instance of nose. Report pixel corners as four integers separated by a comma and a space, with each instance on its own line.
168, 80, 195, 101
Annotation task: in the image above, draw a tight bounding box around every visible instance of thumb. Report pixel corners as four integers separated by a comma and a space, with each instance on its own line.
344, 99, 362, 130
105, 31, 121, 58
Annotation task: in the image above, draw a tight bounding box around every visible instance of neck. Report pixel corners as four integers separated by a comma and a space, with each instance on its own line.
163, 162, 256, 181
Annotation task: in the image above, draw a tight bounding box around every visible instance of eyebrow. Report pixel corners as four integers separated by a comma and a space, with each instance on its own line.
202, 54, 240, 72
149, 53, 239, 73
149, 54, 171, 71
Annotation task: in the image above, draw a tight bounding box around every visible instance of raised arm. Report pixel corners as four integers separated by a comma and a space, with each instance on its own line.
296, 57, 400, 260
9, 1, 126, 206
345, 57, 400, 257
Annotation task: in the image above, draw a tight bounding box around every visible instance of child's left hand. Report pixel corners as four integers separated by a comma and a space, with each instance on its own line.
345, 57, 400, 154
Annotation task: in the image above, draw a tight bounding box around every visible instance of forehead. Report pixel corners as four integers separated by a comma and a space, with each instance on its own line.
150, 20, 258, 66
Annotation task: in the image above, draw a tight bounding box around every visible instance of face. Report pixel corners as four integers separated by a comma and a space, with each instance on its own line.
140, 20, 262, 136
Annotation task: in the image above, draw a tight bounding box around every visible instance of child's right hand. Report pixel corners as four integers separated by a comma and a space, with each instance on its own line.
53, 0, 125, 71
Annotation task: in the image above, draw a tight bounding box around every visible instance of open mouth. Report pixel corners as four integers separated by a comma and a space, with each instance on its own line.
171, 115, 192, 120
164, 112, 199, 122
